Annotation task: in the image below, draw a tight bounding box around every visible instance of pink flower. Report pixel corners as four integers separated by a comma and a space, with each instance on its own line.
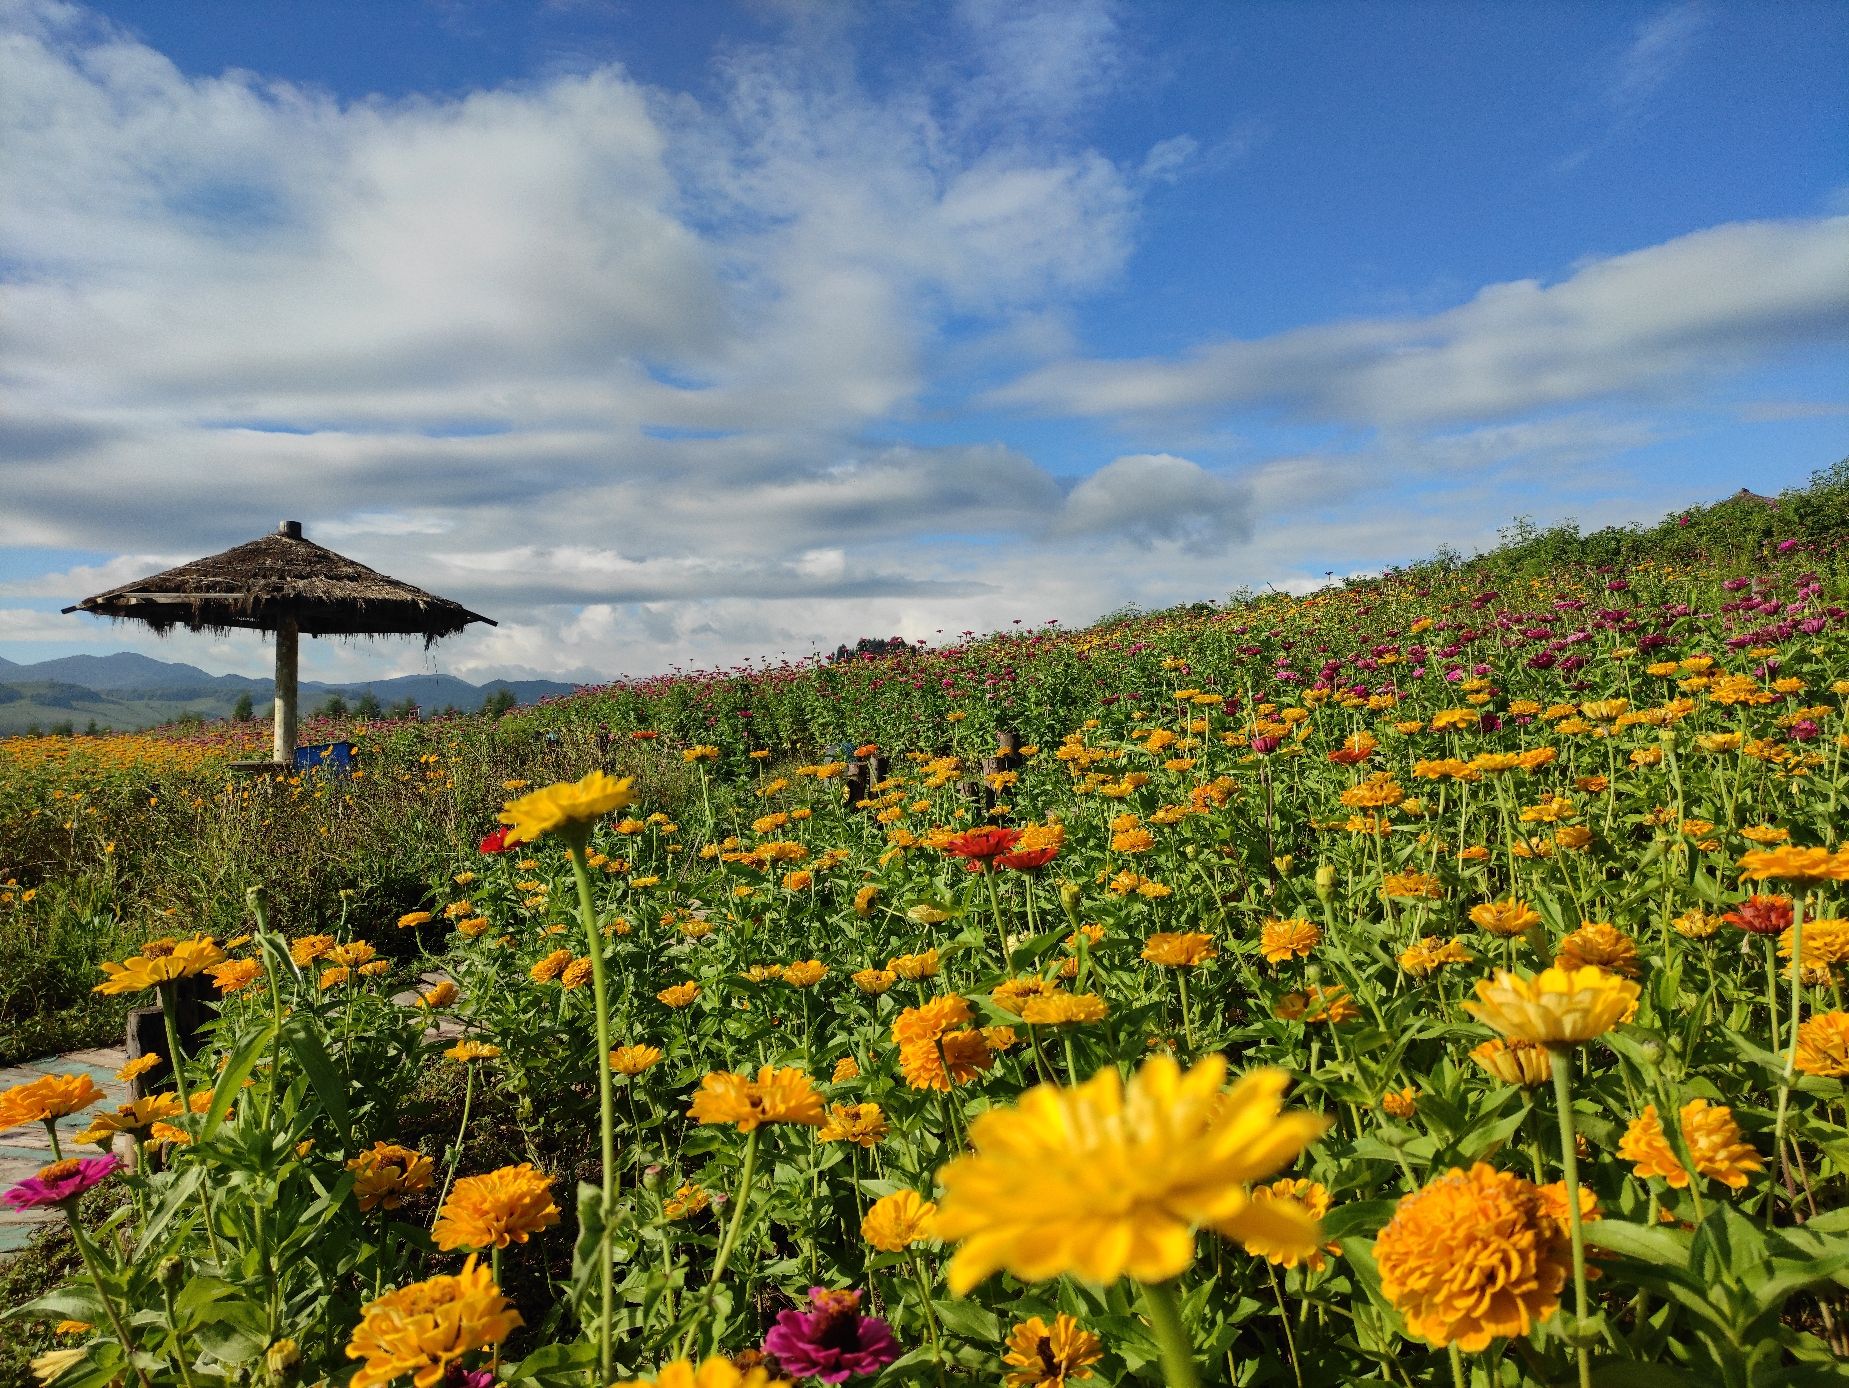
763, 1288, 899, 1383
3, 1155, 120, 1211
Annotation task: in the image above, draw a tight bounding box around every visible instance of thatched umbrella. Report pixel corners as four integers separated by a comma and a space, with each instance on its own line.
64, 521, 495, 765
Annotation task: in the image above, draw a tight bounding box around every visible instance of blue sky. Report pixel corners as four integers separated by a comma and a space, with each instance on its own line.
1, 0, 1845, 683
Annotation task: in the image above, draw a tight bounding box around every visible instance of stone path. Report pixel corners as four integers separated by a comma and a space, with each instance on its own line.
1, 973, 456, 1256
0, 1047, 132, 1254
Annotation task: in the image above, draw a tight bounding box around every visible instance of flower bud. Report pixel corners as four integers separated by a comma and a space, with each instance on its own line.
1058, 880, 1084, 926
1314, 864, 1338, 903
157, 1255, 184, 1292
264, 1339, 300, 1378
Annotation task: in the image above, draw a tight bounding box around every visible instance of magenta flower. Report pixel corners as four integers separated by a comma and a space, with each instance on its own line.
3, 1155, 120, 1211
763, 1288, 900, 1383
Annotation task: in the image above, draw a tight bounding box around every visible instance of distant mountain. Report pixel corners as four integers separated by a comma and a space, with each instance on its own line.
0, 653, 584, 735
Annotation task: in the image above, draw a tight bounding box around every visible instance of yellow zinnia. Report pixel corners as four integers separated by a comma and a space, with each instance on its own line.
1795, 1011, 1849, 1076
933, 1054, 1327, 1293
687, 1067, 824, 1130
862, 1189, 938, 1251
432, 1163, 561, 1251
498, 771, 636, 847
344, 1256, 521, 1388
94, 936, 227, 996
0, 1074, 106, 1134
613, 1357, 787, 1388
1616, 1100, 1762, 1190
1463, 967, 1639, 1047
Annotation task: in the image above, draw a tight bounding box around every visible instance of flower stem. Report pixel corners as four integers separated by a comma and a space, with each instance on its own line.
567, 839, 617, 1384
1549, 1049, 1594, 1388
67, 1215, 153, 1388
429, 1062, 474, 1235
158, 984, 222, 1263
1774, 893, 1807, 1206
1140, 1279, 1203, 1388
681, 1127, 761, 1357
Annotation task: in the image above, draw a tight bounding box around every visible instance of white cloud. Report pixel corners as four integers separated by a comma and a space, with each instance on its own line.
987, 217, 1849, 428
1610, 4, 1710, 117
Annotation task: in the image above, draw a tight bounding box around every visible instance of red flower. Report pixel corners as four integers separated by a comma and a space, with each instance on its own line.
997, 846, 1060, 872
1724, 894, 1793, 936
479, 827, 515, 855
940, 827, 1023, 872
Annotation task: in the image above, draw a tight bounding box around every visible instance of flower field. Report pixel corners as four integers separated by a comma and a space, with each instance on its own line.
8, 480, 1849, 1386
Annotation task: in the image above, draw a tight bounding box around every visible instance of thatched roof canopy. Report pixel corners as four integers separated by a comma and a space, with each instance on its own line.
63, 522, 495, 640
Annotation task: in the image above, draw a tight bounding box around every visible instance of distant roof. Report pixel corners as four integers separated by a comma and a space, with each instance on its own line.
1730, 488, 1778, 505
63, 521, 495, 640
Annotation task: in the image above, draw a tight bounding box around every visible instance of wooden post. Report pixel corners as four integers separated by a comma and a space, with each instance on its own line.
273, 616, 299, 766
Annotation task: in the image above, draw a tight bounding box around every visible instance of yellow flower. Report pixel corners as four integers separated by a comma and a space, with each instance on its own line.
347, 1143, 435, 1212
1738, 845, 1849, 885
71, 1093, 183, 1146
1275, 985, 1359, 1024
1469, 1038, 1552, 1087
445, 1041, 501, 1063
613, 1357, 787, 1388
888, 949, 941, 980
211, 958, 263, 993
664, 1182, 711, 1220
896, 1030, 994, 1091
781, 960, 828, 987
0, 1074, 106, 1134
529, 948, 573, 983
687, 1066, 825, 1130
658, 982, 701, 1008
396, 911, 434, 929
432, 1164, 561, 1250
30, 1348, 88, 1385
1554, 921, 1640, 977
933, 1055, 1327, 1292
345, 1255, 521, 1388
1463, 967, 1639, 1047
499, 771, 636, 846
1259, 918, 1320, 963
1671, 910, 1722, 939
1375, 1163, 1568, 1351
1382, 1087, 1418, 1119
1616, 1100, 1762, 1190
1002, 1314, 1103, 1388
991, 976, 1061, 1016
852, 885, 880, 918
610, 1045, 665, 1076
1468, 900, 1541, 937
1399, 937, 1474, 978
1795, 1011, 1849, 1076
817, 1102, 888, 1147
1237, 1178, 1339, 1271
94, 936, 227, 995
862, 1189, 938, 1251
1020, 992, 1108, 1025
851, 968, 896, 995
116, 1054, 163, 1083
1142, 932, 1218, 967
831, 1056, 860, 1082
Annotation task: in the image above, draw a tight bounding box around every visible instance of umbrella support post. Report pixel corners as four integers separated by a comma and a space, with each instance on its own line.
273, 617, 298, 767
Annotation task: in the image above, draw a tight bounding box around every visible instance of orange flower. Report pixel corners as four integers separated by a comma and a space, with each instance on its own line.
688, 1067, 825, 1130
344, 1256, 520, 1388
1468, 900, 1541, 937
1259, 918, 1320, 963
432, 1164, 561, 1251
1795, 1011, 1849, 1076
1616, 1100, 1762, 1190
1554, 922, 1640, 977
0, 1074, 106, 1134
347, 1143, 436, 1212
897, 1030, 994, 1091
1142, 932, 1218, 967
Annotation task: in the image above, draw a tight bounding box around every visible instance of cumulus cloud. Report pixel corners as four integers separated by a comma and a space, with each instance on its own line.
987, 216, 1849, 428
1052, 454, 1250, 552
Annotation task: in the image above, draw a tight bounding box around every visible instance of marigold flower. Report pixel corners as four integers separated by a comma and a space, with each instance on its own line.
1375, 1163, 1569, 1351
817, 1102, 888, 1147
862, 1189, 937, 1251
0, 1074, 106, 1135
1464, 967, 1639, 1047
1142, 931, 1218, 967
934, 1055, 1327, 1292
610, 1045, 665, 1076
1002, 1314, 1103, 1388
1468, 899, 1541, 937
688, 1066, 825, 1130
432, 1164, 561, 1251
1554, 921, 1640, 977
1259, 918, 1320, 963
1616, 1100, 1762, 1190
345, 1255, 521, 1388
1795, 1011, 1849, 1076
499, 771, 636, 846
1020, 993, 1108, 1026
347, 1143, 435, 1212
94, 936, 227, 996
613, 1357, 787, 1388
1469, 1038, 1552, 1087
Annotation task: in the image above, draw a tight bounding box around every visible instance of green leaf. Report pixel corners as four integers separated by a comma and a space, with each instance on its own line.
1583, 1219, 1692, 1271
200, 1019, 277, 1141
931, 1299, 1001, 1340
282, 1015, 352, 1135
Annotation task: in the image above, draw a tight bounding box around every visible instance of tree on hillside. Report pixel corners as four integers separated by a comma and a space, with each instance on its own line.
232, 691, 254, 721
317, 693, 348, 719
482, 688, 517, 718
388, 697, 420, 720
354, 690, 382, 718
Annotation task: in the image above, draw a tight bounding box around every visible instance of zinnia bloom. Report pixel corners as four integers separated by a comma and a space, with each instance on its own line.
1002, 1314, 1103, 1388
2, 1156, 120, 1211
1738, 845, 1849, 885
1469, 1038, 1552, 1088
611, 1045, 665, 1076
1259, 918, 1320, 963
0, 1074, 106, 1135
1554, 921, 1641, 977
1236, 1178, 1340, 1271
861, 1190, 936, 1251
498, 771, 636, 847
933, 1055, 1327, 1292
659, 982, 701, 1008
817, 1103, 887, 1147
887, 950, 940, 980
1795, 1011, 1849, 1076
896, 1030, 994, 1091
1020, 993, 1108, 1026
1616, 1100, 1762, 1190
851, 969, 896, 995
345, 1256, 521, 1388
211, 958, 263, 993
1463, 967, 1639, 1047
94, 936, 227, 996
72, 1093, 182, 1146
347, 1143, 435, 1212
688, 1067, 825, 1130
613, 1358, 788, 1388
1468, 900, 1542, 937
939, 826, 1023, 872
1142, 932, 1218, 967
664, 1183, 710, 1220
1724, 895, 1794, 936
1275, 985, 1359, 1024
445, 1041, 501, 1063
432, 1164, 561, 1251
1374, 1163, 1569, 1351
761, 1288, 900, 1383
